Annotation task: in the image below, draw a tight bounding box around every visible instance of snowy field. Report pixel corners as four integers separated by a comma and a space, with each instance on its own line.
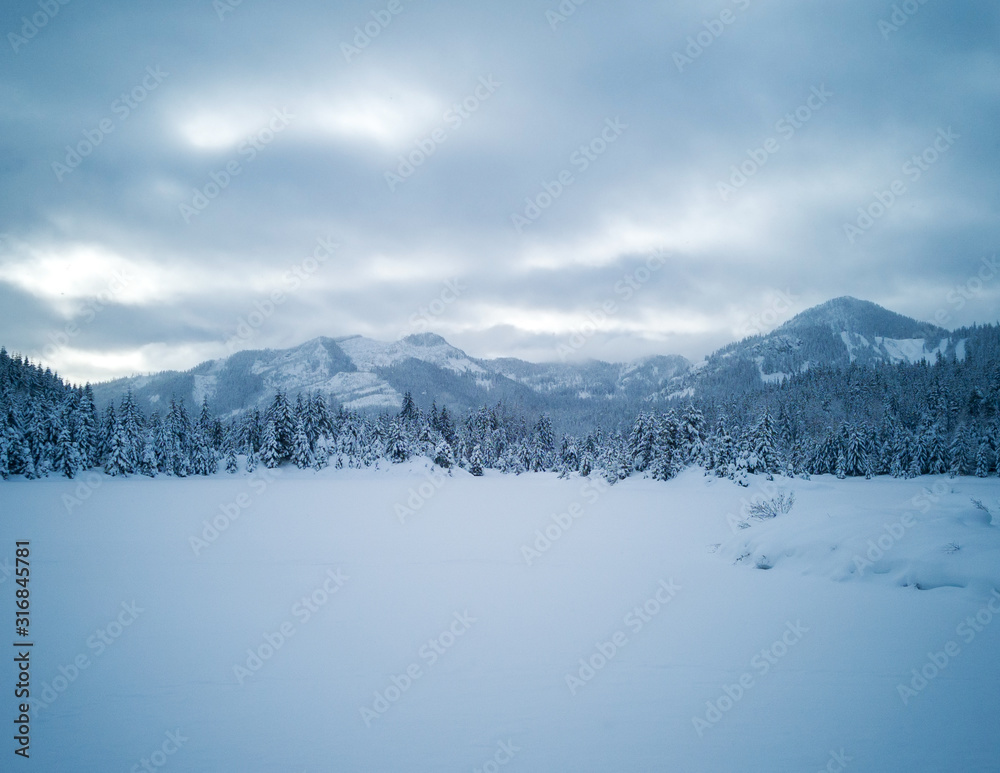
3, 465, 1000, 772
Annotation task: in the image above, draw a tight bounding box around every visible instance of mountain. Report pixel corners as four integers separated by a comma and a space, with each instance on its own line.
91, 334, 540, 418
89, 296, 968, 421
655, 296, 965, 402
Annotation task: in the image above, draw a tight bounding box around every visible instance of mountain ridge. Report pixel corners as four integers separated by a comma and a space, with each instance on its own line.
88, 296, 970, 420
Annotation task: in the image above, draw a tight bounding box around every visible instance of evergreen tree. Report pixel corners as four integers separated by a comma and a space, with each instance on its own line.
291, 415, 315, 469
260, 418, 282, 469
104, 416, 132, 476
468, 444, 484, 476
433, 438, 454, 470
265, 391, 295, 461
975, 433, 992, 477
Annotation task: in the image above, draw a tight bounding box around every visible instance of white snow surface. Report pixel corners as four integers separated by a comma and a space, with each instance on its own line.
337, 335, 486, 375
838, 334, 955, 366
3, 468, 1000, 771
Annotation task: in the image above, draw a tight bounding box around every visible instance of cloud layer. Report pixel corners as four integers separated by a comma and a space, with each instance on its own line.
1, 0, 998, 383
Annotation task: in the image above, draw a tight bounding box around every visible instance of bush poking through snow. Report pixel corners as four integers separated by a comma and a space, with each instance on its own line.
971, 498, 994, 525
746, 492, 795, 520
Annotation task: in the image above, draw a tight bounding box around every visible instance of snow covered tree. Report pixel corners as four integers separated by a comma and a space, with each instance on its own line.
51, 421, 82, 479
975, 433, 992, 477
260, 418, 283, 469
264, 391, 295, 461
628, 412, 656, 473
433, 438, 454, 470
104, 415, 132, 477
291, 415, 315, 469
384, 418, 410, 463
468, 444, 484, 476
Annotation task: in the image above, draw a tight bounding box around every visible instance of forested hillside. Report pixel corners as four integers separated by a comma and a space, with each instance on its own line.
2, 319, 999, 484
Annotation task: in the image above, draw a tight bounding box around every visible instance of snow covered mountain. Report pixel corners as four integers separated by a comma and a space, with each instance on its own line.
657, 296, 966, 400
90, 297, 967, 417
92, 333, 536, 417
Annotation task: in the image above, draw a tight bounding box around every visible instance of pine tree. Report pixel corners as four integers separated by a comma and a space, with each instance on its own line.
139, 433, 158, 478
291, 415, 315, 469
165, 398, 192, 477
679, 405, 706, 465
52, 421, 82, 479
399, 391, 420, 425
948, 423, 972, 477
225, 436, 239, 474
77, 385, 100, 468
975, 434, 992, 477
433, 438, 454, 470
925, 421, 948, 475
104, 416, 132, 476
628, 412, 656, 473
260, 418, 282, 469
468, 444, 484, 476
748, 409, 782, 476
437, 405, 456, 447
265, 391, 295, 461
190, 429, 218, 476
385, 419, 409, 463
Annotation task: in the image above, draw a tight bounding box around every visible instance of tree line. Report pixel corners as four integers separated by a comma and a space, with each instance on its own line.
2, 330, 1000, 485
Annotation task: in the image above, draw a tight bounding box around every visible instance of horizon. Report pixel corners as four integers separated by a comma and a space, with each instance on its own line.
6, 292, 998, 387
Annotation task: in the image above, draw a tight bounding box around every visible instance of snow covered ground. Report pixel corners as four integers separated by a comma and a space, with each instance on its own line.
2, 466, 1000, 771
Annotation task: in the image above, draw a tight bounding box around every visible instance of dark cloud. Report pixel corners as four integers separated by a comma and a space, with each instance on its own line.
0, 0, 997, 382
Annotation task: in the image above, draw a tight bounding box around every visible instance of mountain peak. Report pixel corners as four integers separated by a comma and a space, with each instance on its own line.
401, 332, 450, 347
777, 297, 946, 340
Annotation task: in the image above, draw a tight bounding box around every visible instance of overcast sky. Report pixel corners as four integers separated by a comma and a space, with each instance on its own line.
1, 0, 998, 384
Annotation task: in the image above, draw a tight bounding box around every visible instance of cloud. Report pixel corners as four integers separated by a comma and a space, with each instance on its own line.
0, 0, 997, 382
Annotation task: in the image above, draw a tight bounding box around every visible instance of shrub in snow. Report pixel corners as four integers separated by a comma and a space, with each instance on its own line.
747, 492, 795, 520
971, 498, 994, 525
